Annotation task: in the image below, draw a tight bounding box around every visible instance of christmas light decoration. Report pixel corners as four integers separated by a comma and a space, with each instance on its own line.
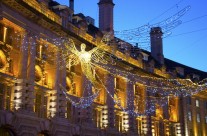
10, 33, 207, 116
115, 5, 191, 50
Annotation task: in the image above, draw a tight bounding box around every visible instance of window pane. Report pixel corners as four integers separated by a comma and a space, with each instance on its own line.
205, 116, 207, 124
196, 100, 199, 107
197, 113, 200, 122
188, 111, 192, 121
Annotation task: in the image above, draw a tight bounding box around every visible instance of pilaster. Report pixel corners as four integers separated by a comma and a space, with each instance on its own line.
19, 32, 29, 79
105, 73, 115, 129
126, 80, 136, 133
78, 75, 93, 125
146, 88, 156, 135
26, 35, 37, 112
13, 32, 29, 110
54, 51, 66, 118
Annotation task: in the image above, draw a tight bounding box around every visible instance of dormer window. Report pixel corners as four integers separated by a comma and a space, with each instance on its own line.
141, 53, 148, 61
176, 67, 184, 76
193, 74, 200, 81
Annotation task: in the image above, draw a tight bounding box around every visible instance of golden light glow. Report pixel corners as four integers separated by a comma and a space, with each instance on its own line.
3, 27, 7, 43
22, 0, 61, 24
39, 45, 43, 59
35, 65, 43, 82
79, 52, 91, 63
62, 41, 111, 89
0, 50, 7, 70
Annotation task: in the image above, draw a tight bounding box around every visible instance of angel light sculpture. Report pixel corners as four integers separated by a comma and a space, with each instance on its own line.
60, 38, 113, 108
62, 39, 112, 86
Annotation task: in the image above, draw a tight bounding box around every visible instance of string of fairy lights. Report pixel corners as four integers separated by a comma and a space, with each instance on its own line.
10, 31, 207, 116
54, 36, 207, 116
114, 5, 191, 49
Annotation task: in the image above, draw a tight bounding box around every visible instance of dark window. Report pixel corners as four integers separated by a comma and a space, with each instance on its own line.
205, 101, 207, 109
0, 85, 3, 109
0, 23, 3, 42
67, 102, 72, 120
6, 27, 13, 45
187, 97, 191, 105
0, 127, 15, 136
35, 94, 42, 117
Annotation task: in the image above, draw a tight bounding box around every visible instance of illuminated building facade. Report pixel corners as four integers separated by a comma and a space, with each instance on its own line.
0, 0, 207, 136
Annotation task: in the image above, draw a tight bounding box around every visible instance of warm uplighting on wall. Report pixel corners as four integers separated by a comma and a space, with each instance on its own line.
48, 90, 57, 117
102, 106, 108, 128
123, 113, 129, 132
0, 50, 7, 70
22, 0, 61, 25
13, 79, 24, 110
3, 27, 7, 43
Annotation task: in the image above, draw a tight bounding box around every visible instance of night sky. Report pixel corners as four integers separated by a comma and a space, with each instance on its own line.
57, 0, 207, 72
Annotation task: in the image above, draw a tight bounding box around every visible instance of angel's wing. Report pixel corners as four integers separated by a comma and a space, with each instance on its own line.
90, 47, 115, 65
62, 38, 80, 56
66, 54, 80, 67
60, 38, 81, 68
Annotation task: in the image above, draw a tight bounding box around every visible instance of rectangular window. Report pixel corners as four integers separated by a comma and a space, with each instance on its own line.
114, 77, 118, 89
93, 109, 101, 128
205, 116, 207, 124
188, 111, 192, 121
5, 86, 11, 110
115, 114, 123, 132
0, 85, 3, 110
196, 100, 199, 107
0, 23, 3, 42
205, 101, 207, 109
43, 96, 48, 118
188, 97, 191, 105
6, 27, 13, 45
197, 113, 200, 123
35, 94, 41, 117
67, 102, 71, 120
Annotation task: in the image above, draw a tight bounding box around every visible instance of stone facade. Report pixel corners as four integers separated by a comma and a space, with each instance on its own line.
0, 0, 207, 136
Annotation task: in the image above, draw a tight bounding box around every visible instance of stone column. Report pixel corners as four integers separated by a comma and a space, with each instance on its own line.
26, 35, 36, 112
54, 51, 66, 118
19, 33, 29, 79
79, 75, 93, 125
105, 73, 115, 129
200, 99, 206, 136
14, 32, 29, 111
59, 55, 67, 118
126, 80, 136, 133
182, 96, 189, 136
160, 95, 169, 136
48, 51, 59, 118
145, 89, 155, 136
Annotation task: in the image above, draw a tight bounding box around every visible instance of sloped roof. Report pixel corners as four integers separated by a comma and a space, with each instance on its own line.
165, 58, 207, 80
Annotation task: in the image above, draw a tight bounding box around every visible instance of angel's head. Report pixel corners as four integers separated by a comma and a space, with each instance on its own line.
81, 43, 86, 51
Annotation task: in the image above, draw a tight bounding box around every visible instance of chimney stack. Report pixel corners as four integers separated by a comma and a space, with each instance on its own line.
98, 0, 114, 34
69, 0, 74, 11
150, 27, 164, 65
